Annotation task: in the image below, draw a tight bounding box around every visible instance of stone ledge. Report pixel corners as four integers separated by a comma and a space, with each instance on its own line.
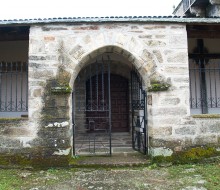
0, 117, 29, 123
192, 114, 220, 119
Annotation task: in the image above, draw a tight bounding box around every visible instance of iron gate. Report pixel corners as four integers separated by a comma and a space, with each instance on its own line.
72, 60, 112, 155
131, 69, 147, 154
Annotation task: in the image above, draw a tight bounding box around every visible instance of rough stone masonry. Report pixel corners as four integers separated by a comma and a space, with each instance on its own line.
0, 21, 219, 166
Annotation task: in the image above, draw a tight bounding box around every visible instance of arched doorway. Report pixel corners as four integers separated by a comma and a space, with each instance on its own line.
72, 53, 147, 156
86, 73, 129, 132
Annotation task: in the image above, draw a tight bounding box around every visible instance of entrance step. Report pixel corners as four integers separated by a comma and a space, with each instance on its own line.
72, 152, 150, 167
112, 147, 136, 153
74, 132, 134, 155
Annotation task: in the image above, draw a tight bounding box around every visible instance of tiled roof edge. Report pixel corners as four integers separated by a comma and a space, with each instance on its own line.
1, 16, 220, 25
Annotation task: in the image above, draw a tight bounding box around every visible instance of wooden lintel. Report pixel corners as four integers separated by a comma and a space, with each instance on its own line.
189, 53, 220, 59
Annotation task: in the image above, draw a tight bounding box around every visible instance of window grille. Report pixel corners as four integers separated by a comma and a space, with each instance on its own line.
0, 62, 28, 113
189, 59, 220, 114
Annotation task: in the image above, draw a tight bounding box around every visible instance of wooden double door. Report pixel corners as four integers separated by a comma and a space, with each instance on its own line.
86, 74, 129, 132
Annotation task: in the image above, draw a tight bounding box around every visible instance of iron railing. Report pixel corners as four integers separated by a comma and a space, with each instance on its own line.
73, 60, 112, 156
189, 59, 220, 113
0, 61, 28, 112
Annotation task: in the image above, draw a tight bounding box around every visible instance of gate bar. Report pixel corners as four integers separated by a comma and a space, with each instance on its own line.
108, 58, 112, 156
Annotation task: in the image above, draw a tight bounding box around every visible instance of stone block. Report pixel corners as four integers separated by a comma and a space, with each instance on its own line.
69, 45, 85, 60
44, 36, 55, 41
29, 62, 50, 69
153, 50, 163, 63
170, 25, 185, 29
0, 136, 22, 148
38, 127, 69, 139
138, 35, 152, 39
169, 35, 187, 49
150, 147, 173, 157
150, 107, 187, 116
167, 52, 188, 64
184, 137, 193, 147
150, 126, 172, 136
144, 40, 166, 47
72, 25, 99, 30
194, 135, 217, 145
165, 66, 188, 75
44, 138, 71, 148
160, 97, 180, 106
2, 127, 31, 137
29, 55, 46, 61
29, 69, 55, 79
143, 25, 166, 30
151, 116, 181, 126
172, 76, 189, 83
33, 88, 42, 97
155, 35, 166, 39
175, 126, 196, 135
200, 122, 220, 134
42, 26, 68, 31
149, 136, 182, 148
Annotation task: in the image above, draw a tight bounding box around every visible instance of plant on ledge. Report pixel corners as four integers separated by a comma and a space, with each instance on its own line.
148, 80, 170, 92
50, 66, 72, 95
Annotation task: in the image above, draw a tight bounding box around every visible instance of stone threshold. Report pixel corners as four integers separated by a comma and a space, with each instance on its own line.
71, 152, 150, 167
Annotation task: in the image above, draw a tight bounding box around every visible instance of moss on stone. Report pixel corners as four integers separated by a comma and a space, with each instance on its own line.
51, 85, 72, 95
192, 114, 220, 118
172, 147, 218, 164
0, 153, 70, 169
0, 154, 31, 167
152, 146, 220, 165
148, 80, 170, 92
0, 118, 27, 122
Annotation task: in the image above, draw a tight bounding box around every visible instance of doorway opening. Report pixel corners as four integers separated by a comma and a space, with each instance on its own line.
72, 53, 147, 155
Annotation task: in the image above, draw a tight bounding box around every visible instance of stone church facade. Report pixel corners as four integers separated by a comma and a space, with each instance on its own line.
0, 14, 220, 166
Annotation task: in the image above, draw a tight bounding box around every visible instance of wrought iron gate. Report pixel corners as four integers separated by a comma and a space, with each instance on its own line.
131, 69, 147, 154
72, 60, 111, 155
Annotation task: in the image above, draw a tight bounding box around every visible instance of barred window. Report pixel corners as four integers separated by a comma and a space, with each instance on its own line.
189, 39, 220, 114
189, 59, 220, 114
0, 62, 28, 117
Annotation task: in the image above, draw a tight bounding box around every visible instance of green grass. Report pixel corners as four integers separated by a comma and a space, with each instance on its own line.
0, 163, 219, 189
0, 169, 23, 190
168, 163, 220, 190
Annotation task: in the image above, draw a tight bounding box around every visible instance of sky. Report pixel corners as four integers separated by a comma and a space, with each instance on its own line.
0, 0, 181, 20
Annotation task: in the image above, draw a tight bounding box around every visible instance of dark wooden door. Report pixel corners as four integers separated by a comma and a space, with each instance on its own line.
111, 75, 129, 132
86, 74, 129, 132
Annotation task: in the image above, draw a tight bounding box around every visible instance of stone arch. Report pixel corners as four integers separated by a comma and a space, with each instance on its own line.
69, 45, 158, 89
71, 45, 152, 155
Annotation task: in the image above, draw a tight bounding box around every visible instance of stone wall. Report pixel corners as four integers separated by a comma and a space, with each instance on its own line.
0, 21, 219, 166
28, 23, 190, 158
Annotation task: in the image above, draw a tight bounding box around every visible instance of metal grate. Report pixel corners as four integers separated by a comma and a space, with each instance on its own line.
72, 59, 111, 156
0, 62, 28, 112
131, 68, 147, 155
189, 59, 220, 113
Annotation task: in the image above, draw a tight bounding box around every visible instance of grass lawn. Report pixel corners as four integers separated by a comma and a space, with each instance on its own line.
0, 162, 219, 190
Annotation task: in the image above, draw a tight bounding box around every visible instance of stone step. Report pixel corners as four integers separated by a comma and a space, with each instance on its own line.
75, 147, 137, 155
75, 140, 132, 145
74, 132, 133, 155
